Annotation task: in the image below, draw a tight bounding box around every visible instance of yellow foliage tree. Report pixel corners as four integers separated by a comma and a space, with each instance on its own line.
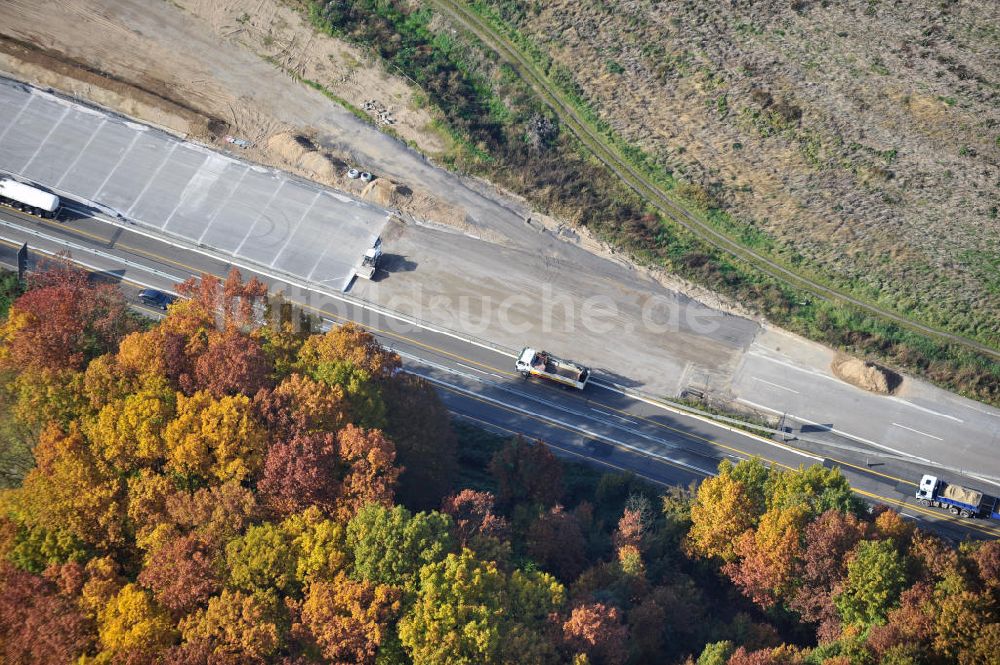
296, 323, 400, 379
164, 391, 266, 483
96, 583, 175, 656
83, 380, 176, 470
686, 466, 756, 562
18, 424, 126, 550
180, 589, 281, 661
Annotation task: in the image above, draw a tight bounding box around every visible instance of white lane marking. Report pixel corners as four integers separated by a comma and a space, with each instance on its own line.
892, 423, 943, 441
0, 220, 186, 284
589, 407, 633, 424
417, 371, 716, 476
270, 190, 321, 268
21, 105, 69, 174
900, 513, 917, 520
404, 351, 723, 463
56, 117, 107, 188
887, 397, 963, 423
752, 377, 800, 394
454, 362, 503, 380
746, 352, 842, 384
593, 384, 823, 462
0, 93, 32, 146
193, 163, 250, 242
233, 180, 286, 257
127, 142, 178, 217
0, 228, 180, 296
736, 397, 934, 462
92, 131, 141, 201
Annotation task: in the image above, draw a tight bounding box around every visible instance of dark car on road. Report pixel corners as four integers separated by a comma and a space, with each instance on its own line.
138, 289, 172, 310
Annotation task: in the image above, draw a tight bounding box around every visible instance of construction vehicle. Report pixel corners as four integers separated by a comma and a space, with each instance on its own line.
0, 178, 60, 218
915, 474, 1000, 520
516, 347, 590, 390
355, 235, 382, 280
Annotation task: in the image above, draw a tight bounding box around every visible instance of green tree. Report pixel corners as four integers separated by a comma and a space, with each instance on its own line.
398, 549, 507, 664
346, 504, 453, 591
835, 539, 908, 626
767, 464, 864, 518
225, 522, 297, 594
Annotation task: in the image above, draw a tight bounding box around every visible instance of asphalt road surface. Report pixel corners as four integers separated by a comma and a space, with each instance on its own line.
0, 204, 996, 542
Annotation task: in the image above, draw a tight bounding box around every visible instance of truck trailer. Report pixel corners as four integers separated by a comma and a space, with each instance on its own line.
515, 347, 590, 390
915, 474, 1000, 520
0, 179, 60, 218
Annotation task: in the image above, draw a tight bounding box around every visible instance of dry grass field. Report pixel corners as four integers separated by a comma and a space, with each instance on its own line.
485, 0, 1000, 345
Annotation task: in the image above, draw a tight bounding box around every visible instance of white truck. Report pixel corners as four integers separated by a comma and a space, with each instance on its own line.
516, 347, 590, 390
0, 178, 60, 218
354, 234, 383, 280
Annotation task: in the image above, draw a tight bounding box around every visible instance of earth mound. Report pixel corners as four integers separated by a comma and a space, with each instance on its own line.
831, 355, 902, 394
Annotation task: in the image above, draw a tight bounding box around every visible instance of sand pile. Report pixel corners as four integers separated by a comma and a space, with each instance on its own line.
266, 132, 345, 184
361, 178, 412, 208
831, 355, 902, 394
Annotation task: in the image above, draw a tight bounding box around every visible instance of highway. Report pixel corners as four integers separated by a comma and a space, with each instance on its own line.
0, 203, 997, 542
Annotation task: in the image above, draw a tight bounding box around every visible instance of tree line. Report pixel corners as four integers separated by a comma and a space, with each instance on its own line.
0, 261, 996, 664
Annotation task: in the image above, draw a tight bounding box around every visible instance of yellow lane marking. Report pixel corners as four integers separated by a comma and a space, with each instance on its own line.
35, 216, 209, 276
3, 214, 940, 495
5, 228, 994, 538
853, 487, 1000, 538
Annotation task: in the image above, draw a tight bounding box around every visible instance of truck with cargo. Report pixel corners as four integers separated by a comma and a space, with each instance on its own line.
354, 234, 382, 280
915, 474, 1000, 520
0, 179, 60, 218
515, 347, 590, 390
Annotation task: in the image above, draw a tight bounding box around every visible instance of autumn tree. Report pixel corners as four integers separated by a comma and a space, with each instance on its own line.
0, 257, 136, 372
253, 372, 347, 437
138, 533, 222, 615
257, 431, 341, 517
96, 583, 176, 657
16, 423, 126, 551
489, 437, 564, 508
299, 571, 402, 663
527, 504, 589, 581
789, 509, 869, 640
561, 602, 629, 665
164, 391, 266, 484
0, 562, 93, 664
193, 328, 272, 398
176, 268, 267, 330
179, 589, 283, 662
724, 506, 808, 609
82, 379, 176, 471
442, 489, 509, 548
335, 424, 401, 521
280, 507, 348, 585
398, 549, 508, 664
766, 464, 862, 518
686, 462, 758, 562
225, 522, 298, 594
163, 480, 259, 548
